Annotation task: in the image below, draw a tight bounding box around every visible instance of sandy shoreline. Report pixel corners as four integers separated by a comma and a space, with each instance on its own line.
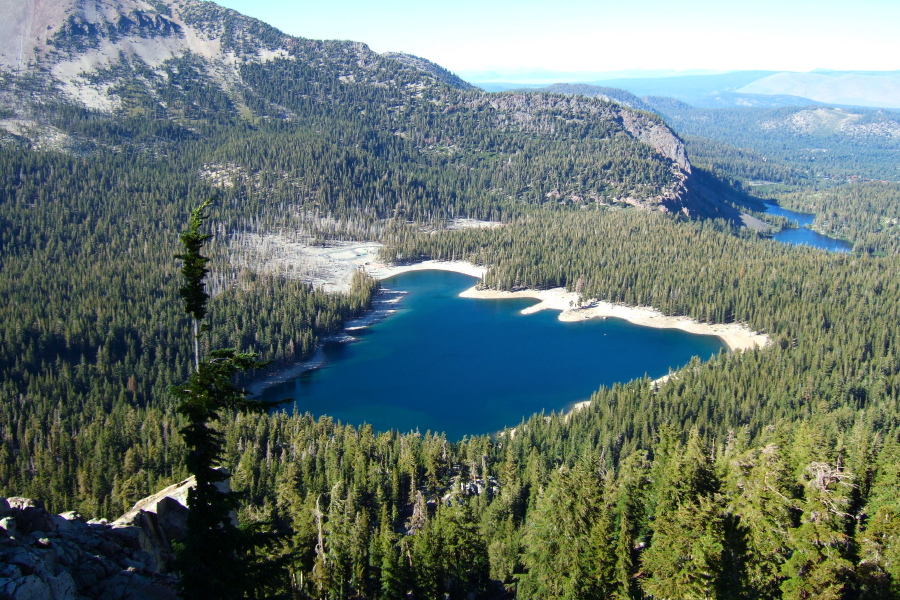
248, 258, 768, 398
459, 286, 768, 352
366, 259, 487, 281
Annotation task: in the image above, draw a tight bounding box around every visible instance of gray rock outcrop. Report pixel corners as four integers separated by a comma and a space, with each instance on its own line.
0, 477, 198, 600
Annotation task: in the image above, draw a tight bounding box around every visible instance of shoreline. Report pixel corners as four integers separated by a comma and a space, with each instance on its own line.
365, 259, 487, 281
458, 285, 768, 353
369, 260, 769, 353
248, 259, 768, 399
566, 373, 673, 415
246, 288, 406, 395
247, 262, 483, 395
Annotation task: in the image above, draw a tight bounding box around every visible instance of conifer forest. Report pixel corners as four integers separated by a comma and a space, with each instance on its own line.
2, 1, 900, 598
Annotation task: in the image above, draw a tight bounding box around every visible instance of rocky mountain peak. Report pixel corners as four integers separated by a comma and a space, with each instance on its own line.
0, 0, 736, 219
0, 0, 297, 112
1, 0, 175, 69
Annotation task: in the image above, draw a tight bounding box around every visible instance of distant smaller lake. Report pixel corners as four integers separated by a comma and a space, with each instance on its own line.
764, 203, 851, 253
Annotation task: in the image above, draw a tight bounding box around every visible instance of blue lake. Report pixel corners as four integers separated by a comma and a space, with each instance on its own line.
261, 270, 725, 439
764, 203, 852, 253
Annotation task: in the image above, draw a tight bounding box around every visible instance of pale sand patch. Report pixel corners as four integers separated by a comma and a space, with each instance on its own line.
447, 218, 503, 230
459, 286, 769, 353
368, 260, 487, 281
230, 237, 385, 293
232, 234, 485, 293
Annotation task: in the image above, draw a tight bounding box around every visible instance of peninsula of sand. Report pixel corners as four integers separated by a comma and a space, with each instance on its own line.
368, 260, 768, 352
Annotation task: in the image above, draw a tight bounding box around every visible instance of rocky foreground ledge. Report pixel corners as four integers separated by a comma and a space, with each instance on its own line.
0, 477, 198, 600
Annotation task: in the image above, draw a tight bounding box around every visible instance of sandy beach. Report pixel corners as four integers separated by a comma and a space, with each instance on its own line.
459, 285, 768, 352
367, 259, 487, 281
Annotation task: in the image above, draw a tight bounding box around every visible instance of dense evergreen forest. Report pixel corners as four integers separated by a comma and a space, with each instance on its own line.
643, 98, 900, 182
3, 1, 900, 597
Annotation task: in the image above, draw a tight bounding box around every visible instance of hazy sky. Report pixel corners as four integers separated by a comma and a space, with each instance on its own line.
215, 0, 900, 77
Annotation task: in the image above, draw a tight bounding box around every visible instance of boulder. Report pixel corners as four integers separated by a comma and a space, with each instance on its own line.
51, 512, 85, 533
46, 571, 77, 599
112, 477, 193, 528
5, 498, 43, 511
0, 515, 16, 537
155, 496, 189, 543
7, 498, 56, 535
0, 474, 230, 599
0, 574, 52, 600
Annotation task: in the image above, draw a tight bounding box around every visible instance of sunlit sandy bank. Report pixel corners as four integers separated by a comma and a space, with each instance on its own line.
371, 259, 769, 353
367, 260, 487, 281
458, 286, 769, 353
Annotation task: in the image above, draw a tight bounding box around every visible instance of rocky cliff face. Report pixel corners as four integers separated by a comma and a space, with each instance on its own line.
0, 0, 735, 218
470, 93, 696, 214
0, 478, 198, 600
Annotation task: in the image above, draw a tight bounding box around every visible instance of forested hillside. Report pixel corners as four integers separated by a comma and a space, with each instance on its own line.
644, 99, 900, 182
1, 0, 900, 598
0, 0, 712, 518
536, 83, 900, 183
773, 182, 900, 255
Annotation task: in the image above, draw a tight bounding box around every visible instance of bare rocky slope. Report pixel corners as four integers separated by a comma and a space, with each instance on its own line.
0, 0, 752, 220
0, 478, 199, 599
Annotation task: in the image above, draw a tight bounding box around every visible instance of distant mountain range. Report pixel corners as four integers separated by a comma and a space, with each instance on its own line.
739, 71, 900, 109
456, 68, 731, 87
472, 69, 900, 109
1, 0, 747, 219
525, 83, 900, 182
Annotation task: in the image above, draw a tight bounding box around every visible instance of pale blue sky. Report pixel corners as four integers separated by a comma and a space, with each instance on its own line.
215, 0, 900, 77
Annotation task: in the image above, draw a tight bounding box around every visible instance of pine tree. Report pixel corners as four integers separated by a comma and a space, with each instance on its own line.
780, 462, 856, 600
377, 522, 407, 600
857, 503, 900, 599
172, 201, 285, 599
174, 198, 212, 373
725, 443, 795, 600
612, 452, 650, 600
641, 428, 725, 600
519, 459, 616, 599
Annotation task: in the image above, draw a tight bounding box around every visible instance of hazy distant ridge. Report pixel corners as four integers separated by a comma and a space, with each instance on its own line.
739, 72, 900, 109
472, 69, 900, 109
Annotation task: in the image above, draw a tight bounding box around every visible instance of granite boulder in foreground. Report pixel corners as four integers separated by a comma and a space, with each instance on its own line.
0, 477, 199, 600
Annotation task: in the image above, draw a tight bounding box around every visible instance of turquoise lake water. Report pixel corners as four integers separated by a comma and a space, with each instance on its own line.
261, 270, 725, 439
764, 203, 852, 252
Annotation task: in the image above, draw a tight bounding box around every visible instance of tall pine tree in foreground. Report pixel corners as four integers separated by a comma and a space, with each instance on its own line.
172, 201, 287, 599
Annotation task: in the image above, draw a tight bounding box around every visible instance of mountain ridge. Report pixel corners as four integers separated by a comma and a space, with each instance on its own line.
477, 69, 900, 109
739, 71, 900, 109
0, 0, 732, 217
